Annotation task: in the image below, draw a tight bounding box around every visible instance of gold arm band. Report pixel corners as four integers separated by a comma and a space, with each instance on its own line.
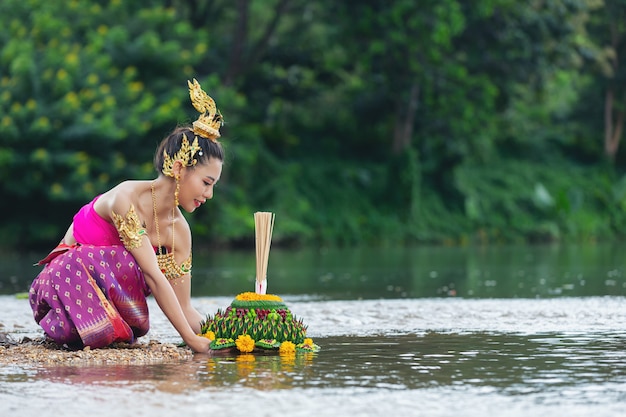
112, 204, 147, 250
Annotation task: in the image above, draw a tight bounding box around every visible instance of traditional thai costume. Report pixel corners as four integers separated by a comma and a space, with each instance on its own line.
29, 78, 221, 349
29, 197, 151, 348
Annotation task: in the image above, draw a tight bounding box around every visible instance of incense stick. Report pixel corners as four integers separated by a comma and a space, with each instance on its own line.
254, 211, 275, 294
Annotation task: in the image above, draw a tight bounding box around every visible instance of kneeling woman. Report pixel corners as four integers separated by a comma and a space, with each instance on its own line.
29, 79, 223, 353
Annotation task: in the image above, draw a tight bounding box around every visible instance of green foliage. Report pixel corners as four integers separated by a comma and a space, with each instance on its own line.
2, 0, 626, 249
0, 0, 208, 245
454, 159, 620, 243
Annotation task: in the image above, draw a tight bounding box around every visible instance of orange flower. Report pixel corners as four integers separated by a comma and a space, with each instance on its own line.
279, 341, 296, 354
235, 292, 283, 302
235, 334, 255, 353
202, 331, 215, 341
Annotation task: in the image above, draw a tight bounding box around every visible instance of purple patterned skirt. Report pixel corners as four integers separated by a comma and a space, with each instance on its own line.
29, 244, 151, 348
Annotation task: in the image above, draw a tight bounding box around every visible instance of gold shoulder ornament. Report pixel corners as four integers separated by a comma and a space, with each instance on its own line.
112, 204, 147, 250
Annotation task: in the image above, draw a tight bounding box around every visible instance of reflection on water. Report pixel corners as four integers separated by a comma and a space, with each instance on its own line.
10, 332, 625, 397
198, 352, 317, 390
2, 332, 625, 417
194, 244, 626, 299
3, 243, 626, 299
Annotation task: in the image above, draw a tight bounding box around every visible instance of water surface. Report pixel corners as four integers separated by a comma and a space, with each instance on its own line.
4, 243, 626, 298
1, 244, 626, 416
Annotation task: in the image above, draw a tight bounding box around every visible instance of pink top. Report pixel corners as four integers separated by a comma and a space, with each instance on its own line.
72, 196, 123, 246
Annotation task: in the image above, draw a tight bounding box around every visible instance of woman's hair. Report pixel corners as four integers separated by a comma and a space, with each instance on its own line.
153, 126, 225, 173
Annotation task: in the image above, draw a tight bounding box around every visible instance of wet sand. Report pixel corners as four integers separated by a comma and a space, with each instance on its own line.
0, 294, 213, 366
0, 334, 194, 365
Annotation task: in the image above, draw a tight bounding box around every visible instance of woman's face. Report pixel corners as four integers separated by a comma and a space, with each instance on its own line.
179, 157, 223, 213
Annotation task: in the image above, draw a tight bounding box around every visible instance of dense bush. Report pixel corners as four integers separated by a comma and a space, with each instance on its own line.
1, 0, 626, 249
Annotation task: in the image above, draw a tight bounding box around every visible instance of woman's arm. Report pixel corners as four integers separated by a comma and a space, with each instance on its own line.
61, 224, 76, 245
169, 215, 204, 333
133, 247, 209, 352
108, 196, 210, 353
172, 277, 204, 333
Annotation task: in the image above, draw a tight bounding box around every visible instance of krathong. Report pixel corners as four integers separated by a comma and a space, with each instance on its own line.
199, 291, 320, 353
199, 212, 320, 354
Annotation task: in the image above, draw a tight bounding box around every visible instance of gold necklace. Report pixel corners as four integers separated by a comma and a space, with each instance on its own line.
151, 181, 192, 282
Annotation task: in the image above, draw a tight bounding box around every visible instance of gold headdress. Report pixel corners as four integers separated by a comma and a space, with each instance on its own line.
161, 135, 201, 177
188, 78, 223, 141
161, 78, 224, 177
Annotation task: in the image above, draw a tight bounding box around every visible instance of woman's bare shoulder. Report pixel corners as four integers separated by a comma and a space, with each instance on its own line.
94, 180, 151, 219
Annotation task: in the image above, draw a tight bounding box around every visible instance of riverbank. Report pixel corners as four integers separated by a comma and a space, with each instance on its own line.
0, 334, 194, 365
0, 293, 213, 366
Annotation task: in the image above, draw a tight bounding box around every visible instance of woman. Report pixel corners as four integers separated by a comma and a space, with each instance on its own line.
29, 79, 223, 353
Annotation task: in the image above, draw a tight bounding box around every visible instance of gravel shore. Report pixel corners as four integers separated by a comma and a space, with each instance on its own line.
0, 333, 194, 366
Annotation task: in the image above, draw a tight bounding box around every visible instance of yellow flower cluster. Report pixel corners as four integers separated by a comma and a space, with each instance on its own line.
235, 334, 255, 353
279, 341, 296, 354
235, 292, 283, 302
202, 331, 215, 341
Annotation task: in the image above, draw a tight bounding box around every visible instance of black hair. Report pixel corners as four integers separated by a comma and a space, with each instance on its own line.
153, 126, 225, 173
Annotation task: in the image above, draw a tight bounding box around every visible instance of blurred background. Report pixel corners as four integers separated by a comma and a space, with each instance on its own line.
2, 0, 626, 251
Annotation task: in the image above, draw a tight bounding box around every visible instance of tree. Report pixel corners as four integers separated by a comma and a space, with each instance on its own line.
0, 0, 209, 246
582, 0, 626, 162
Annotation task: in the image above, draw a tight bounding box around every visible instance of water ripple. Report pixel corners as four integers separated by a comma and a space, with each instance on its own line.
2, 296, 626, 417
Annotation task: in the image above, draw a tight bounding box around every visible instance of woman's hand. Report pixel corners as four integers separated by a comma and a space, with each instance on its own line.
185, 334, 211, 353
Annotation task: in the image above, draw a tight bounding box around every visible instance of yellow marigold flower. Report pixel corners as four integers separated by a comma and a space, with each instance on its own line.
279, 341, 296, 354
202, 331, 215, 341
304, 338, 313, 346
235, 292, 283, 302
235, 334, 255, 353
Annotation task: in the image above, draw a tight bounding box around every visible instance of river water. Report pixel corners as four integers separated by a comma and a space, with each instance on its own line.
1, 244, 626, 416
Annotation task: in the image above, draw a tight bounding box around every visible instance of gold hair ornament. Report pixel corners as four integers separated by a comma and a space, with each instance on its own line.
163, 133, 202, 178
161, 78, 223, 177
161, 134, 200, 177
188, 78, 223, 141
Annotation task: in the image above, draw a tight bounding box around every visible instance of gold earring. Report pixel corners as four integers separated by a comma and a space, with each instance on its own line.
175, 176, 180, 207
